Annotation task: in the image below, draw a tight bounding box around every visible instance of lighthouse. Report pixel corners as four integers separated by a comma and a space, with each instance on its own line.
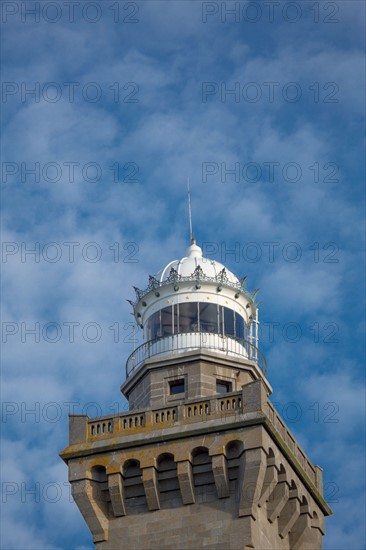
60, 235, 331, 549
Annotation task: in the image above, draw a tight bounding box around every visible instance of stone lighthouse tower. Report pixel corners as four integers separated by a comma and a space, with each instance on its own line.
60, 238, 331, 549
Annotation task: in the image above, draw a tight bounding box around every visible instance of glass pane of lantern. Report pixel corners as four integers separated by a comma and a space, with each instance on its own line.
178, 302, 199, 333
199, 303, 218, 333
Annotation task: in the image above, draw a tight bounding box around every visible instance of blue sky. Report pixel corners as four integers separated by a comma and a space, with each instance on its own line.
1, 1, 365, 548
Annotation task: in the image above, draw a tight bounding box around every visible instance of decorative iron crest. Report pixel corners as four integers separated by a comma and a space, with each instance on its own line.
133, 286, 143, 300
148, 275, 159, 290
129, 270, 259, 307
191, 265, 204, 280
216, 268, 229, 283
167, 267, 181, 282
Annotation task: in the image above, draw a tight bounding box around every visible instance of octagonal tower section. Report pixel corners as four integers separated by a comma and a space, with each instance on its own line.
121, 240, 272, 410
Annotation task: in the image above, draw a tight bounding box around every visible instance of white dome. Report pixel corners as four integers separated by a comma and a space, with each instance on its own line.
155, 241, 239, 285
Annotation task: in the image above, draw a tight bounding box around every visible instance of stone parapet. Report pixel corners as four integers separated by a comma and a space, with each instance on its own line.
61, 381, 324, 501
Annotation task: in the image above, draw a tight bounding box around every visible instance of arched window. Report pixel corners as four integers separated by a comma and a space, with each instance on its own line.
122, 459, 147, 514
225, 440, 244, 482
191, 447, 216, 501
91, 465, 108, 482
157, 453, 181, 508
90, 466, 110, 517
312, 510, 321, 530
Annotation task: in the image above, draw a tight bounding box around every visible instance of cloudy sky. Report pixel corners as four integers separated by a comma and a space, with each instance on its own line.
1, 1, 365, 548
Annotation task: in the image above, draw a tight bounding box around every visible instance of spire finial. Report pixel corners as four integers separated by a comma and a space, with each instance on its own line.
186, 177, 194, 244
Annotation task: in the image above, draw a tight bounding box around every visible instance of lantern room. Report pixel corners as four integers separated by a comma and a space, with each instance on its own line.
125, 240, 263, 380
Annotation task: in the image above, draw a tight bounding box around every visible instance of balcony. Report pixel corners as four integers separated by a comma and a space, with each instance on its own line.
125, 332, 267, 379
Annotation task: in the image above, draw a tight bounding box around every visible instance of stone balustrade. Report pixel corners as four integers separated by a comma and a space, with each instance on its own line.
84, 386, 318, 491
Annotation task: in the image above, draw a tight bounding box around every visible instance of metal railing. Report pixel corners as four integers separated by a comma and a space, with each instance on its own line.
125, 332, 267, 379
